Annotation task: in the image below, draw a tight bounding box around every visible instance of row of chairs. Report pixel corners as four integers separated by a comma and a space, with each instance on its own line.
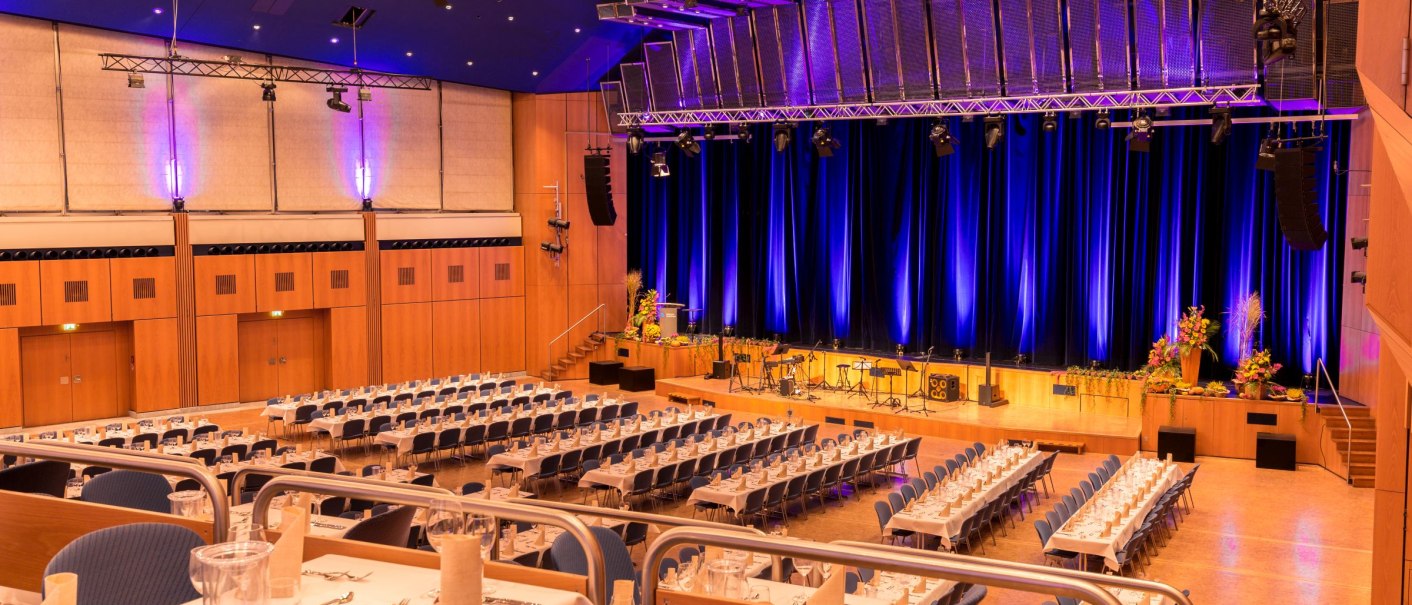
62, 425, 229, 451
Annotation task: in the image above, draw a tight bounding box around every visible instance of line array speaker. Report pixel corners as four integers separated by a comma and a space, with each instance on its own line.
1273, 146, 1328, 250
584, 155, 617, 226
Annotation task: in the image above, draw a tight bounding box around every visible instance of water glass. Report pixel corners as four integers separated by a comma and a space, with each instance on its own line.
168, 490, 207, 518
425, 498, 464, 553
191, 541, 274, 605
706, 559, 748, 599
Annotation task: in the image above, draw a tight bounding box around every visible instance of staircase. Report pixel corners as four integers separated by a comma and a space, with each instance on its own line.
1320, 405, 1376, 487
542, 332, 608, 381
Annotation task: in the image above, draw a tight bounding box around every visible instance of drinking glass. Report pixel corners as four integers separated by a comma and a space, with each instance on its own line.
466, 514, 498, 595
425, 498, 464, 553
748, 581, 771, 603
191, 541, 275, 605
793, 558, 815, 587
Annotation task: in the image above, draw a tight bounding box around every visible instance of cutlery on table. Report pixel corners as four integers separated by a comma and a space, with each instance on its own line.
317, 592, 354, 605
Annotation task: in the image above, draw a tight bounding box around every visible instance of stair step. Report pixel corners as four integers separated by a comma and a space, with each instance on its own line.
1346, 451, 1377, 463
1352, 477, 1375, 488
1331, 428, 1377, 439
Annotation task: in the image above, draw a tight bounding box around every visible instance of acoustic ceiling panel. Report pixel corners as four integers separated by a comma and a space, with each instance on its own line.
620, 62, 651, 114
1029, 0, 1068, 93
896, 0, 938, 100
861, 0, 903, 101
644, 41, 682, 111
1066, 0, 1103, 92
997, 0, 1067, 94
1163, 0, 1197, 87
731, 15, 765, 107
803, 0, 843, 105
1199, 0, 1257, 85
959, 0, 1005, 96
1264, 1, 1318, 109
673, 31, 703, 109
929, 0, 972, 98
754, 4, 812, 107
710, 20, 743, 108
1132, 0, 1165, 88
830, 0, 871, 102
690, 28, 722, 109
1097, 0, 1134, 90
599, 81, 629, 132
1325, 0, 1365, 109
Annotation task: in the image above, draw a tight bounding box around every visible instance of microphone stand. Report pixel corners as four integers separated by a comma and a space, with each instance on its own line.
908, 347, 934, 415
803, 341, 822, 401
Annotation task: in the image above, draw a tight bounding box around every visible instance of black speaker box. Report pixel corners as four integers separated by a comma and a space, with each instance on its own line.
927, 373, 960, 402
584, 155, 617, 226
1255, 432, 1297, 470
1273, 147, 1328, 250
710, 360, 732, 379
1157, 426, 1196, 463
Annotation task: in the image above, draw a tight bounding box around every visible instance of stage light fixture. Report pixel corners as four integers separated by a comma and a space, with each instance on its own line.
171, 197, 186, 212
326, 86, 351, 112
1041, 112, 1058, 133
540, 241, 564, 254
260, 82, 277, 102
1350, 270, 1367, 285
360, 198, 373, 211
773, 122, 793, 152
435, 0, 453, 8
732, 123, 751, 144
127, 72, 145, 89
928, 120, 957, 157
626, 127, 645, 155
811, 125, 840, 157
1094, 109, 1111, 130
676, 128, 701, 157
702, 124, 718, 141
983, 115, 1005, 150
1351, 237, 1369, 252
1256, 136, 1279, 171
547, 218, 570, 230
1127, 112, 1153, 152
650, 151, 670, 178
1210, 107, 1232, 145
358, 87, 372, 102
952, 348, 965, 361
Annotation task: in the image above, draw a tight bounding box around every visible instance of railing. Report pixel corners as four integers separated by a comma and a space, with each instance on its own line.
833, 541, 1194, 605
1314, 357, 1355, 484
643, 527, 1126, 605
0, 439, 231, 541
546, 303, 607, 376
251, 475, 610, 605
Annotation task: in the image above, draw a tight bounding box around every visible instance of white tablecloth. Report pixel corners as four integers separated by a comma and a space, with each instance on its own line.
688, 436, 915, 513
372, 395, 599, 456
35, 420, 219, 446
1045, 457, 1183, 571
885, 446, 1043, 548
489, 411, 719, 476
262, 379, 558, 422
664, 572, 953, 605
578, 423, 809, 492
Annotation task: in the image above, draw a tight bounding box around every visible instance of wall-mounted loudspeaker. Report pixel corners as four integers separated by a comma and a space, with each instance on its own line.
584, 155, 617, 226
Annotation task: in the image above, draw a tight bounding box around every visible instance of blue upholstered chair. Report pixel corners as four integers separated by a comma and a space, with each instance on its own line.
44, 523, 205, 605
81, 470, 173, 513
550, 526, 638, 604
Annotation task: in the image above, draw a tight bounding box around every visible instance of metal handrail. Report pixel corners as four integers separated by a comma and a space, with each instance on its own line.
642, 527, 1124, 605
1314, 358, 1355, 483
0, 440, 230, 541
251, 475, 609, 605
546, 303, 607, 375
833, 541, 1194, 605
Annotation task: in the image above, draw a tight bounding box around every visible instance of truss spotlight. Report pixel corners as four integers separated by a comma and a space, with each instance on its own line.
732, 123, 751, 144
650, 151, 670, 178
1094, 109, 1111, 130
626, 127, 645, 155
927, 120, 956, 157
127, 72, 145, 89
260, 82, 277, 102
676, 128, 701, 157
983, 115, 1005, 150
326, 86, 351, 113
1256, 136, 1279, 171
1210, 107, 1232, 145
358, 87, 372, 102
1127, 111, 1153, 152
702, 124, 718, 141
811, 125, 840, 157
435, 0, 454, 8
1041, 112, 1058, 133
773, 122, 792, 152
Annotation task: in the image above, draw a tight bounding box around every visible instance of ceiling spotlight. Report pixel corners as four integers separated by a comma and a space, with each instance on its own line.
1094, 109, 1111, 130
983, 115, 1005, 150
1210, 107, 1232, 145
650, 151, 670, 178
927, 120, 956, 157
1256, 136, 1279, 171
127, 72, 145, 89
626, 127, 645, 155
405, 51, 414, 57
701, 124, 718, 141
260, 82, 277, 102
772, 122, 793, 152
574, 27, 582, 33
330, 37, 340, 44
1041, 112, 1058, 133
358, 87, 372, 102
153, 7, 164, 14
676, 128, 701, 157
252, 24, 262, 30
1127, 111, 1153, 152
547, 218, 570, 230
326, 86, 351, 113
811, 125, 840, 157
539, 241, 564, 254
435, 0, 453, 8
732, 123, 751, 145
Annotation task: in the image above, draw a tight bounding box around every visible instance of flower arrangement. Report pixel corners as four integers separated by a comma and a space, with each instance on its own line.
1175, 306, 1220, 359
643, 323, 662, 341
1234, 349, 1282, 399
1144, 336, 1179, 373
627, 289, 661, 342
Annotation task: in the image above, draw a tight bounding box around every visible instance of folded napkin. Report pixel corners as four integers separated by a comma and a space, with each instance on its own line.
270, 504, 308, 597
535, 527, 547, 548
42, 573, 77, 605
893, 586, 911, 605
440, 533, 483, 605
806, 568, 847, 605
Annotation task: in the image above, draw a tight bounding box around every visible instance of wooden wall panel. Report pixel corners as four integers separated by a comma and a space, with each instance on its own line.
328, 306, 369, 389
195, 314, 239, 405
480, 296, 525, 373
0, 261, 42, 328
0, 329, 19, 427
109, 257, 177, 321
379, 249, 432, 305
480, 246, 525, 298
39, 259, 111, 325
312, 251, 367, 309
431, 247, 481, 302
132, 317, 180, 412
381, 302, 432, 383
194, 255, 256, 316
432, 299, 481, 378
255, 252, 313, 312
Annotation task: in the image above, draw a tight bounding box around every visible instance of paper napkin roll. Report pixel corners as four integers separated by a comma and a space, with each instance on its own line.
270, 505, 308, 597
41, 572, 77, 605
806, 568, 847, 605
892, 586, 911, 605
535, 527, 547, 548
440, 533, 483, 605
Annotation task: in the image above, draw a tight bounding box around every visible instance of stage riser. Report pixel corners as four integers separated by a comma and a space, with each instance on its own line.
1139, 394, 1338, 466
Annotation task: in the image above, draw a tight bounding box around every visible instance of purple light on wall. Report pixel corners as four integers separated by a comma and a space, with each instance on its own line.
355, 162, 372, 199
164, 159, 183, 200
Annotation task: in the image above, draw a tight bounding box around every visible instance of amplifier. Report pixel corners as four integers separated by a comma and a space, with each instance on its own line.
779, 378, 796, 397
927, 373, 961, 402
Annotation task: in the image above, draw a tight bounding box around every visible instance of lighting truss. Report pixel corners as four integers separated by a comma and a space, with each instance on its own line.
616, 84, 1262, 126
100, 54, 433, 90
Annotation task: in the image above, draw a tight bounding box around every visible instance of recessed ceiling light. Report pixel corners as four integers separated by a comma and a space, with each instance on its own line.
466, 60, 474, 66
532, 70, 539, 76
574, 27, 582, 33
405, 51, 414, 57
252, 24, 261, 30
153, 7, 164, 15
507, 15, 515, 21
330, 37, 339, 43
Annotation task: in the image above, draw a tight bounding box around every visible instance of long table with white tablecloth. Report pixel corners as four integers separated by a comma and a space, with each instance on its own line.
1045, 456, 1184, 571
687, 434, 917, 513
885, 445, 1044, 549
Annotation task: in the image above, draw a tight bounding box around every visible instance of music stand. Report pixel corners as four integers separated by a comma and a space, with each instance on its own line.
906, 349, 934, 415
728, 353, 752, 393
869, 361, 903, 409
846, 359, 872, 399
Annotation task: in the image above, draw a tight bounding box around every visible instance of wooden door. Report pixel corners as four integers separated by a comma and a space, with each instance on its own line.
276, 318, 320, 396
69, 331, 118, 422
238, 319, 280, 402
21, 334, 72, 427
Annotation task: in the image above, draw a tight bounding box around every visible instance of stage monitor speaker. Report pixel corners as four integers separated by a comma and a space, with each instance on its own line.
927, 373, 960, 402
977, 384, 1009, 407
583, 156, 617, 226
710, 360, 732, 380
779, 378, 796, 397
1273, 146, 1328, 250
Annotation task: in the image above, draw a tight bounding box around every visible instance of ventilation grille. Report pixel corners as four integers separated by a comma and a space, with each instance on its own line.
63, 281, 88, 303
274, 272, 295, 292
397, 267, 416, 286
494, 263, 511, 281
330, 269, 350, 290
215, 274, 237, 296
0, 284, 14, 306
448, 265, 465, 284
132, 278, 156, 300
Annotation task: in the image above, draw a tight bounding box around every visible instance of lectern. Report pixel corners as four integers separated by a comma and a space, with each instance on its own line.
657, 303, 685, 338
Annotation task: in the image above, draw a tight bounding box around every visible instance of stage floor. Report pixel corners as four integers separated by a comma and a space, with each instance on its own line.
656, 376, 1142, 454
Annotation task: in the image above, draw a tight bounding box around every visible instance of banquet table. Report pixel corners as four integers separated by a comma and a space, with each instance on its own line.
662, 570, 955, 605
370, 394, 614, 457
687, 434, 918, 514
488, 410, 721, 477
261, 376, 541, 423
577, 422, 811, 493
229, 483, 527, 538
885, 445, 1044, 548
180, 554, 593, 605
29, 419, 220, 447
1044, 456, 1184, 571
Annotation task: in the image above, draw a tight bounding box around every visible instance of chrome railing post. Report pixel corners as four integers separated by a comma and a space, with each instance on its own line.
1316, 357, 1354, 483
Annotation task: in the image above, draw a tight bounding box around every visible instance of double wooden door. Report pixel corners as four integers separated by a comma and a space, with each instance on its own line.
21, 331, 119, 426
238, 317, 321, 402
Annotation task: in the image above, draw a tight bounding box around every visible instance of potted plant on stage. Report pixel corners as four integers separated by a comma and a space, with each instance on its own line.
1175, 305, 1219, 385
1234, 349, 1281, 400
1142, 336, 1180, 393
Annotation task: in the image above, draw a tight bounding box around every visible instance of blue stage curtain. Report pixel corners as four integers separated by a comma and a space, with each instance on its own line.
628, 110, 1350, 381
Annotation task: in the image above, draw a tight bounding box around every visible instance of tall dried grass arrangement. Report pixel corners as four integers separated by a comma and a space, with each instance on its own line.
625, 270, 643, 324
1228, 291, 1264, 360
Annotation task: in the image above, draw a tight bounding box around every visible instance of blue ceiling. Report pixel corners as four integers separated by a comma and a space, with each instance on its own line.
0, 0, 650, 93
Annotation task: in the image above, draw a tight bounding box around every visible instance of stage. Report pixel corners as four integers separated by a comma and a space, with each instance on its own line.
655, 375, 1142, 455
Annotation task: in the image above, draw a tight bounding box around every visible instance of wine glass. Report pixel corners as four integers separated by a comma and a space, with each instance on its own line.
792, 558, 815, 587
188, 548, 207, 597
466, 514, 498, 595
424, 498, 464, 553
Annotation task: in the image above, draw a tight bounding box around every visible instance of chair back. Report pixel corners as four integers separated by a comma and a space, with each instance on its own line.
343, 504, 418, 547
44, 523, 205, 605
0, 460, 70, 497
549, 526, 637, 604
81, 470, 173, 513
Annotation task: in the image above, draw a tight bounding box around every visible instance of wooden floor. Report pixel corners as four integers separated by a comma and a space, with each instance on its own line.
656, 376, 1143, 455
169, 377, 1373, 605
